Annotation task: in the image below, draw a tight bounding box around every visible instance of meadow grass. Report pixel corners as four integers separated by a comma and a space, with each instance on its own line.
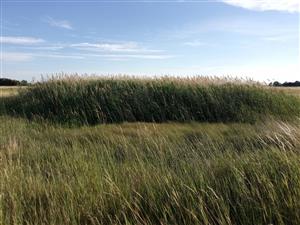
269, 87, 300, 97
1, 116, 300, 225
3, 76, 300, 125
0, 86, 25, 97
1, 76, 300, 225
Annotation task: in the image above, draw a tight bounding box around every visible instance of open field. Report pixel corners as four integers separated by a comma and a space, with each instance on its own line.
0, 86, 23, 97
270, 87, 300, 97
1, 77, 300, 225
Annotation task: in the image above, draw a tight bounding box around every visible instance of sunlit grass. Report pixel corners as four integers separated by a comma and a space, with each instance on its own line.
3, 76, 300, 125
0, 86, 25, 97
1, 116, 300, 224
1, 76, 300, 225
269, 87, 300, 98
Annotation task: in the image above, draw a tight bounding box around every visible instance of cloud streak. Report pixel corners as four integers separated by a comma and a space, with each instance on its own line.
1, 52, 33, 62
2, 51, 174, 63
44, 16, 73, 30
167, 16, 298, 43
82, 53, 175, 60
183, 40, 206, 47
71, 42, 162, 53
1, 52, 84, 62
261, 34, 298, 42
1, 38, 172, 62
222, 0, 299, 13
0, 36, 45, 45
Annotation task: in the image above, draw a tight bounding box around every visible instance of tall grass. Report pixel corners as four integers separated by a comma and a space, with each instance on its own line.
3, 76, 300, 125
1, 76, 300, 224
1, 117, 300, 225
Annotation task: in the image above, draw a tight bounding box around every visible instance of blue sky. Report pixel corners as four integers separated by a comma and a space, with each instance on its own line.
1, 0, 299, 82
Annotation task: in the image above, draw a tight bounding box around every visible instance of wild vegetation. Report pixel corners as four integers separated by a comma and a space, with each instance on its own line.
3, 76, 300, 125
0, 86, 26, 97
1, 76, 300, 225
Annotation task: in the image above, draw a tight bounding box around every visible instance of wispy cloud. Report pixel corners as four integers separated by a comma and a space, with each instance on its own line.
71, 42, 162, 53
69, 42, 171, 60
1, 52, 33, 62
44, 16, 73, 30
261, 34, 298, 42
1, 51, 173, 63
183, 40, 206, 47
71, 42, 139, 52
36, 54, 84, 59
0, 36, 45, 45
222, 0, 299, 13
82, 53, 174, 60
2, 38, 172, 62
167, 16, 298, 42
1, 52, 85, 62
29, 45, 65, 51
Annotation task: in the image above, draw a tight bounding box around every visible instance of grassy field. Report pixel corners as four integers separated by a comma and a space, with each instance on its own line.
1, 78, 300, 225
270, 87, 300, 97
0, 86, 25, 97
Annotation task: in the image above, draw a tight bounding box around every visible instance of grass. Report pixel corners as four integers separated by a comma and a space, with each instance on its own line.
0, 86, 25, 97
1, 76, 300, 225
2, 77, 300, 125
270, 87, 300, 97
1, 117, 300, 225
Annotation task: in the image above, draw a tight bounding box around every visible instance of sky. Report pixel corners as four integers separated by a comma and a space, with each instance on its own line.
0, 0, 299, 82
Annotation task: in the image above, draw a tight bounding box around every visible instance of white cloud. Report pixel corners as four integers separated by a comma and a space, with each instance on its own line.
71, 42, 139, 52
132, 54, 173, 59
0, 36, 45, 45
183, 40, 206, 47
1, 52, 85, 62
1, 52, 33, 62
73, 53, 174, 60
167, 16, 298, 43
1, 51, 172, 63
98, 54, 174, 60
71, 42, 162, 53
29, 45, 65, 51
35, 54, 84, 59
44, 16, 73, 30
222, 0, 299, 13
261, 33, 299, 42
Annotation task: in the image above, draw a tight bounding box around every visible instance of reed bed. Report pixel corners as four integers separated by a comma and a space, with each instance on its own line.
3, 76, 299, 125
1, 76, 300, 225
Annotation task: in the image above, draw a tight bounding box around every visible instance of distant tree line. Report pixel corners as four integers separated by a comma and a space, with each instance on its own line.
0, 78, 29, 86
269, 81, 300, 87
